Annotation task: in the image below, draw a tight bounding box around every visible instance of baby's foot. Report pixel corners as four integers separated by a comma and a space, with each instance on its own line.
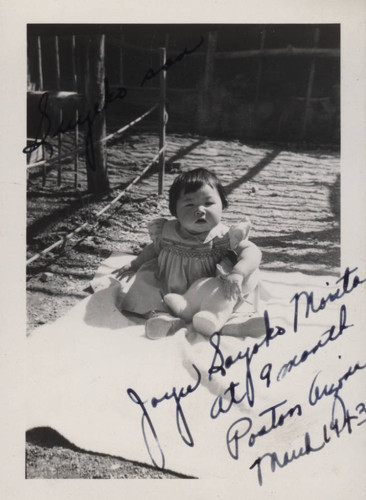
145, 313, 186, 340
221, 312, 265, 338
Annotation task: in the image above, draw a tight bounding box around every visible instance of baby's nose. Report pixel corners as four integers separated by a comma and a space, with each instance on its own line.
196, 206, 205, 214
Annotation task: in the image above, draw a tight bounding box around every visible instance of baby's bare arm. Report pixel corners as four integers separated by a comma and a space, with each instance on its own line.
113, 243, 158, 279
223, 241, 261, 300
130, 243, 158, 269
232, 240, 262, 278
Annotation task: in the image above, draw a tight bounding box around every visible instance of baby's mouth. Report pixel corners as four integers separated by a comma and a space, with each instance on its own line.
195, 218, 206, 224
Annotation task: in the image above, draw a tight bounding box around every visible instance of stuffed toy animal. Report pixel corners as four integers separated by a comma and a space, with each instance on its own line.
164, 262, 261, 337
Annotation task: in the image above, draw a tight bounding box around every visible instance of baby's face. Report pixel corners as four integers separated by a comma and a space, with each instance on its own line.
176, 184, 223, 234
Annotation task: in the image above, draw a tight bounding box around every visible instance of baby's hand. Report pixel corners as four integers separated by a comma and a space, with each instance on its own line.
112, 261, 136, 281
223, 273, 244, 301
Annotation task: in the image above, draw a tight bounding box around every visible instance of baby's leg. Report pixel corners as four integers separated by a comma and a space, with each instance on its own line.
192, 279, 236, 336
164, 278, 209, 322
122, 260, 169, 316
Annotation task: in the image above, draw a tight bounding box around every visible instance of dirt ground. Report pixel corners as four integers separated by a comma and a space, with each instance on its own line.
26, 131, 340, 479
26, 428, 191, 479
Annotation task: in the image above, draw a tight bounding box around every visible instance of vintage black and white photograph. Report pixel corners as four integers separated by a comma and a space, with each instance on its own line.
1, 2, 365, 497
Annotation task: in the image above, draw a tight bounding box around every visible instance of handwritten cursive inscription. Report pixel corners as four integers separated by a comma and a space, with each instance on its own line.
249, 430, 327, 486
127, 364, 201, 468
309, 361, 366, 406
124, 267, 365, 484
208, 268, 365, 485
226, 399, 302, 460
140, 36, 204, 86
250, 394, 365, 486
277, 304, 353, 381
150, 364, 201, 447
290, 266, 365, 332
25, 36, 204, 171
126, 386, 165, 469
208, 310, 286, 412
23, 77, 127, 171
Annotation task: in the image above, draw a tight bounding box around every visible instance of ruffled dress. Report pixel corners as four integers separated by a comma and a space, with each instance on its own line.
122, 217, 253, 316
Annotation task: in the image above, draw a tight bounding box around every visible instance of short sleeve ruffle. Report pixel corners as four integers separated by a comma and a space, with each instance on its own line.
228, 218, 252, 251
148, 218, 168, 252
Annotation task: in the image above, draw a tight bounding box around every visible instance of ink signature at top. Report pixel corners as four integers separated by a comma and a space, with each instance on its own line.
140, 36, 204, 86
24, 35, 205, 171
23, 77, 127, 171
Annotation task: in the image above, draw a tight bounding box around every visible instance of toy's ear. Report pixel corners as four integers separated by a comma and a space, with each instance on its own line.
229, 220, 251, 250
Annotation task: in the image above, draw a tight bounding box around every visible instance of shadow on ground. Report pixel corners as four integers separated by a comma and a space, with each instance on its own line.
26, 427, 195, 479
253, 226, 340, 276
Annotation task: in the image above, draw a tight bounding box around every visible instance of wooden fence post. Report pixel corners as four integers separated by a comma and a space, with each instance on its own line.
302, 27, 320, 139
158, 47, 166, 195
37, 35, 43, 90
119, 28, 124, 86
197, 31, 217, 133
55, 35, 61, 90
74, 109, 79, 190
27, 49, 31, 90
252, 28, 266, 136
55, 36, 63, 186
84, 34, 109, 193
72, 35, 78, 91
58, 107, 62, 186
42, 143, 47, 186
72, 35, 79, 190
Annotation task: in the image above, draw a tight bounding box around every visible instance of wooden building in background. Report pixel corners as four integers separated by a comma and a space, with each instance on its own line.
27, 24, 340, 145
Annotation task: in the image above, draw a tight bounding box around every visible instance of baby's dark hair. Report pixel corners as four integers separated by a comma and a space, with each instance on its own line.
169, 167, 228, 216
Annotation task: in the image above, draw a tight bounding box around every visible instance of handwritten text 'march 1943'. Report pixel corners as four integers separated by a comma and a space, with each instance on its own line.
249, 394, 366, 486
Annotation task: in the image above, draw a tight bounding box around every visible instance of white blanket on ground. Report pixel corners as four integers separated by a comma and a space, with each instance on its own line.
26, 253, 366, 494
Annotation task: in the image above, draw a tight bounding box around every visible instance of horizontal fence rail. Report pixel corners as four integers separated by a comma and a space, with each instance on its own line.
26, 103, 159, 170
215, 47, 340, 59
26, 145, 166, 266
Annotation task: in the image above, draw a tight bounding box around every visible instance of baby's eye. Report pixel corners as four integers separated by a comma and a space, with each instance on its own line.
205, 202, 214, 206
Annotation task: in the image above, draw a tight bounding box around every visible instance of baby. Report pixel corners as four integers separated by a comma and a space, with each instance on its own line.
113, 167, 262, 338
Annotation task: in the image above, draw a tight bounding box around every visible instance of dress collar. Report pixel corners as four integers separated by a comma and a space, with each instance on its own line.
175, 221, 226, 243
